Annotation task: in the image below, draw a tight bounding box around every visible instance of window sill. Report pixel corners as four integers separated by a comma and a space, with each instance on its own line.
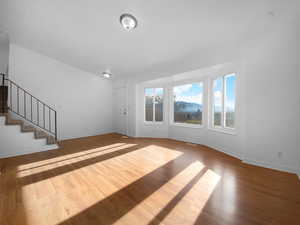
170, 122, 204, 129
208, 127, 237, 135
143, 121, 164, 126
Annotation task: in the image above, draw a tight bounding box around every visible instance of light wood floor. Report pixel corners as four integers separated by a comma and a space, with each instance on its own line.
0, 133, 299, 225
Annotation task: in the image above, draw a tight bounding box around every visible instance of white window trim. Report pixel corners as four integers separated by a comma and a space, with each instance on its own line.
209, 73, 237, 135
170, 81, 205, 128
144, 87, 164, 124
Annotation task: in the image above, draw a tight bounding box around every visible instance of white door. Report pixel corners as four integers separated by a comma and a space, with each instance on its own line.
113, 87, 127, 135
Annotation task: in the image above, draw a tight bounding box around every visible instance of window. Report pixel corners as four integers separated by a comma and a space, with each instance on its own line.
145, 88, 163, 122
173, 83, 203, 125
212, 73, 236, 130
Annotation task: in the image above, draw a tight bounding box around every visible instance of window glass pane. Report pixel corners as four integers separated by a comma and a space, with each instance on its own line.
213, 78, 223, 126
155, 88, 163, 122
225, 74, 236, 128
145, 88, 154, 121
173, 83, 203, 125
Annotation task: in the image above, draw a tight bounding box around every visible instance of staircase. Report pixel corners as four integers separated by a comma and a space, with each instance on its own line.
0, 113, 56, 145
0, 73, 58, 149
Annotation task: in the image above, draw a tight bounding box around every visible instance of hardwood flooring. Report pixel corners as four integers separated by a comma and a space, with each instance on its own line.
0, 133, 299, 225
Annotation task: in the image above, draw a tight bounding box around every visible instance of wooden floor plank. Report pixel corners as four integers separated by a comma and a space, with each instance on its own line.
0, 133, 299, 225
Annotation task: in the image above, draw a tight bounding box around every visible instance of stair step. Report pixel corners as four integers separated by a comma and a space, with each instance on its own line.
47, 136, 57, 145
34, 130, 48, 139
21, 124, 36, 133
6, 119, 24, 126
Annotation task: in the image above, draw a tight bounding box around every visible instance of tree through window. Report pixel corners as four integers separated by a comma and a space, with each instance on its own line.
145, 88, 163, 122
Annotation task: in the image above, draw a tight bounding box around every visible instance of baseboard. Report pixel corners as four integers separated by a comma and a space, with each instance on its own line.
0, 144, 58, 159
205, 143, 242, 159
168, 136, 299, 178
242, 158, 298, 175
168, 136, 242, 159
134, 134, 300, 178
60, 132, 116, 141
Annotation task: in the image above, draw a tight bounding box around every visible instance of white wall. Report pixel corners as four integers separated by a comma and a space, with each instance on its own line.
242, 21, 300, 174
9, 44, 113, 140
118, 19, 300, 176
0, 32, 9, 74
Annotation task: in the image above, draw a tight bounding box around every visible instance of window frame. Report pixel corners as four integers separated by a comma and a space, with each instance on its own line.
209, 73, 237, 134
144, 87, 164, 124
170, 80, 205, 128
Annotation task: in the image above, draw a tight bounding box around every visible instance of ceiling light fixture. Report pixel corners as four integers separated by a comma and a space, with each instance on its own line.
102, 72, 112, 78
120, 13, 138, 31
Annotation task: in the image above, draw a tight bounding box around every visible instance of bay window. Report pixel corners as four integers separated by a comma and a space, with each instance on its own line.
145, 88, 163, 122
172, 83, 203, 125
212, 73, 236, 130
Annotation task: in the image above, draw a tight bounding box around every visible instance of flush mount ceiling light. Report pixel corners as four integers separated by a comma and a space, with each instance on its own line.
102, 72, 112, 78
120, 13, 138, 31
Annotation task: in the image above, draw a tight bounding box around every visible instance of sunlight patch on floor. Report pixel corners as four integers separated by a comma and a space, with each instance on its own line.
78, 145, 183, 197
16, 143, 136, 178
112, 161, 205, 225
17, 143, 127, 171
19, 145, 183, 225
161, 169, 220, 225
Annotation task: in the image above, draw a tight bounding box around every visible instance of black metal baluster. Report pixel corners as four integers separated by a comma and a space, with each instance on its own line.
43, 104, 45, 129
55, 110, 57, 140
1, 74, 3, 113
17, 87, 19, 114
10, 82, 12, 111
24, 91, 26, 118
37, 100, 39, 126
49, 108, 51, 132
31, 96, 33, 121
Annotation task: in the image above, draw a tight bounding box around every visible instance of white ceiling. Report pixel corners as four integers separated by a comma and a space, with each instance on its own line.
0, 0, 299, 79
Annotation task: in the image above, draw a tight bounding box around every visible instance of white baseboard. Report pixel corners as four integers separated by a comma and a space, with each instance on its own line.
168, 136, 242, 159
0, 144, 58, 159
242, 158, 298, 175
159, 135, 300, 179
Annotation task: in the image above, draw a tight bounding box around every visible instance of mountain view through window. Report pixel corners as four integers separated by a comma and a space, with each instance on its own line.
173, 83, 203, 125
213, 74, 236, 128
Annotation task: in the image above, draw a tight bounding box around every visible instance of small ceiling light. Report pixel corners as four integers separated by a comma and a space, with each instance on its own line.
120, 13, 138, 31
102, 72, 112, 78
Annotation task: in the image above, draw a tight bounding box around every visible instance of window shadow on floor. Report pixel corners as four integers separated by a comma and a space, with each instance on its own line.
55, 151, 198, 225
146, 167, 209, 225
18, 143, 142, 186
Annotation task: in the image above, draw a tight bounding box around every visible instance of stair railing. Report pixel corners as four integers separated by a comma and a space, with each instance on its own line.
0, 73, 57, 141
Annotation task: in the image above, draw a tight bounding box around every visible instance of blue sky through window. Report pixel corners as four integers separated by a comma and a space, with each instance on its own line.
213, 74, 236, 112
174, 83, 203, 104
213, 78, 223, 112
225, 74, 236, 112
145, 88, 154, 96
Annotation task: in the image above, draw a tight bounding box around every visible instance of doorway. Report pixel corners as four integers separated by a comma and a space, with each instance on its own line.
113, 86, 128, 135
